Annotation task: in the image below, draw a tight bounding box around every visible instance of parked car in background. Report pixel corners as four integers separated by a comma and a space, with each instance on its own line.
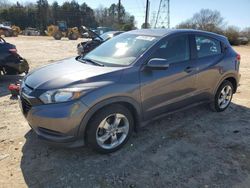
19, 29, 240, 153
22, 27, 40, 36
77, 29, 123, 55
0, 22, 21, 37
96, 26, 113, 35
0, 37, 29, 75
238, 36, 249, 45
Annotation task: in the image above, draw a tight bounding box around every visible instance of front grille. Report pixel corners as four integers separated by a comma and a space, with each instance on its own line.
21, 97, 32, 115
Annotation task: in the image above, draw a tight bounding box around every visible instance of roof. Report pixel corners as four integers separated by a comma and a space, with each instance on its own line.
127, 29, 227, 41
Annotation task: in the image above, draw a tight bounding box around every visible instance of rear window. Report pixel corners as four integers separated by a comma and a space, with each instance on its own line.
195, 35, 222, 58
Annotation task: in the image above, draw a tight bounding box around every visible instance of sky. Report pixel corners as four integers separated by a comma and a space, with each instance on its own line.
8, 0, 250, 29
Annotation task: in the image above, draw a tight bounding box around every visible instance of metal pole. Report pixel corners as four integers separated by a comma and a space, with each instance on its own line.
145, 0, 149, 28
168, 0, 170, 28
118, 0, 121, 25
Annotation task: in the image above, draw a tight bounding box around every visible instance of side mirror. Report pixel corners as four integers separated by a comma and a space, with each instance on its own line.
147, 58, 170, 70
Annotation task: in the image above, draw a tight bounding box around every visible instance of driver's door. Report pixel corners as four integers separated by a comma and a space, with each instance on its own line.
140, 34, 198, 119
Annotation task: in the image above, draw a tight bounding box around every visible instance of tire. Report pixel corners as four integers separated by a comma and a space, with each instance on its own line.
68, 32, 78, 40
13, 31, 18, 37
210, 80, 234, 112
53, 32, 62, 40
21, 58, 29, 74
86, 104, 134, 153
4, 30, 12, 37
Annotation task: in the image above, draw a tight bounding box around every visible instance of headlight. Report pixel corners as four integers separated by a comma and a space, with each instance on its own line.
39, 88, 90, 104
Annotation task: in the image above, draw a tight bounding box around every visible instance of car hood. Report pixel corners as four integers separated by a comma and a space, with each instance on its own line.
81, 26, 102, 40
24, 57, 125, 90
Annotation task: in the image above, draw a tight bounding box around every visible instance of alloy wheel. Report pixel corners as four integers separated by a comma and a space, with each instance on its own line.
218, 85, 233, 109
96, 113, 129, 149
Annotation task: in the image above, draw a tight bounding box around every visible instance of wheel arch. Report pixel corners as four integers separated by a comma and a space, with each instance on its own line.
77, 96, 142, 141
213, 73, 238, 95
225, 77, 237, 93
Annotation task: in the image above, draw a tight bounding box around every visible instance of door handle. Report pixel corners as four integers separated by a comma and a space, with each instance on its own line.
184, 66, 195, 73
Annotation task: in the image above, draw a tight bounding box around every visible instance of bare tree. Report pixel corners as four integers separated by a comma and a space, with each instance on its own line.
0, 0, 10, 9
176, 9, 225, 34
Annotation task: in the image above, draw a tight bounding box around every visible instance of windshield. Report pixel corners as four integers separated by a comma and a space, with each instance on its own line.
84, 33, 158, 66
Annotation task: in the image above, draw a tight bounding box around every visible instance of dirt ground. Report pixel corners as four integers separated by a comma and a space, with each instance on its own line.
0, 36, 250, 188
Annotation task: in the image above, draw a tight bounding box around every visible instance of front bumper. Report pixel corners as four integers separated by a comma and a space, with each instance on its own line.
19, 94, 89, 147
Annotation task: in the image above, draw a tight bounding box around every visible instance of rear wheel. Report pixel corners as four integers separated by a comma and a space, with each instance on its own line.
86, 104, 134, 153
210, 80, 234, 112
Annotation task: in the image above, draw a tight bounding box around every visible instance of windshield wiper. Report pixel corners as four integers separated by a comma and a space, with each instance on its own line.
82, 58, 104, 67
76, 56, 86, 63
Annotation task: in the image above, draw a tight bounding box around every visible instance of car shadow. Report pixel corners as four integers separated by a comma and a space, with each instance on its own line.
20, 102, 250, 187
0, 75, 23, 98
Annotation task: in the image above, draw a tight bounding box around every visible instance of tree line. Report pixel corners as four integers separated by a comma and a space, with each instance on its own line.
176, 9, 250, 45
0, 0, 135, 33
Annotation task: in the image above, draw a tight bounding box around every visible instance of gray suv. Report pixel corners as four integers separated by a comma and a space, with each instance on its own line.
19, 29, 240, 153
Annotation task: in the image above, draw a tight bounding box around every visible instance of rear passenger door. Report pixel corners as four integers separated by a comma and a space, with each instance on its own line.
192, 35, 225, 99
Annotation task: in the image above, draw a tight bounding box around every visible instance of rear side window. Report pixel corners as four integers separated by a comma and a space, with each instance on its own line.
195, 35, 221, 58
151, 35, 190, 64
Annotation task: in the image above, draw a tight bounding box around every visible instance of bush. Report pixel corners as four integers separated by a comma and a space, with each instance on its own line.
224, 26, 240, 45
241, 27, 250, 42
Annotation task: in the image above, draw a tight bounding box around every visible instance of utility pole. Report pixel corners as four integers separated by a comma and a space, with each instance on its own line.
118, 0, 121, 25
144, 0, 150, 28
167, 0, 170, 28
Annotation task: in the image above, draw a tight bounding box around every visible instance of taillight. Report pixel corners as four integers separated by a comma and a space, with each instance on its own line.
8, 83, 20, 91
9, 48, 17, 53
236, 54, 241, 61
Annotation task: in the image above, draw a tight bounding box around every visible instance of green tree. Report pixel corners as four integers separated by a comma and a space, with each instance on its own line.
141, 22, 151, 29
51, 1, 59, 24
80, 2, 98, 28
37, 0, 49, 32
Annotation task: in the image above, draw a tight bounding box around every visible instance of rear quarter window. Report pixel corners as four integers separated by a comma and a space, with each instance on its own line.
195, 35, 222, 58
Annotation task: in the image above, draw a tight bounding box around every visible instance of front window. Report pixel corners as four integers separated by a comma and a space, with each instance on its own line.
150, 35, 190, 64
84, 33, 158, 66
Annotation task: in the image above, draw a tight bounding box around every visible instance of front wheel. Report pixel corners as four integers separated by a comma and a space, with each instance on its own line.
210, 80, 234, 112
68, 32, 78, 40
53, 32, 62, 40
4, 30, 12, 37
86, 104, 134, 153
